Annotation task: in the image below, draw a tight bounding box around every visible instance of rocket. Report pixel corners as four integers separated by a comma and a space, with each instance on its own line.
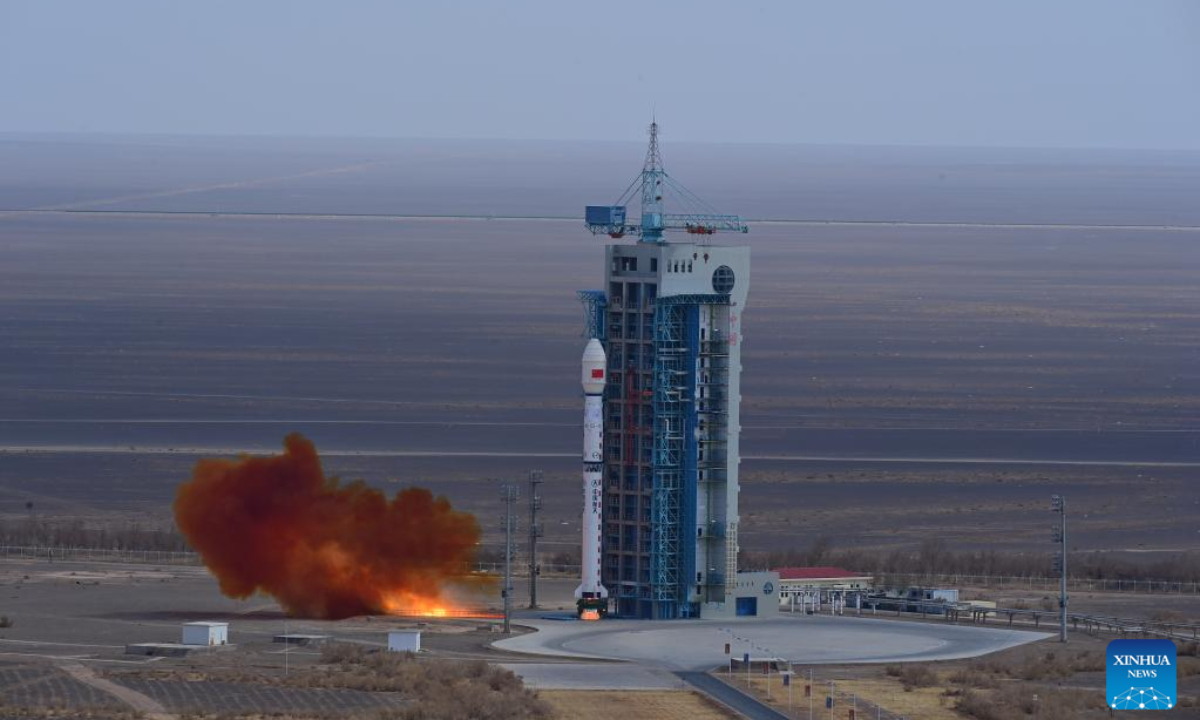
575, 338, 609, 604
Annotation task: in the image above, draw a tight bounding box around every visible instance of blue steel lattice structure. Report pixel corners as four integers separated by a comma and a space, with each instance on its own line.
577, 290, 608, 341
648, 295, 731, 618
650, 298, 688, 617
584, 121, 749, 244
579, 122, 750, 619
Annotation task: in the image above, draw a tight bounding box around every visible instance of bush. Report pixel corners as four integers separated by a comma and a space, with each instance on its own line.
956, 689, 1006, 720
1015, 651, 1072, 681
0, 616, 12, 628
309, 642, 551, 719
1067, 650, 1105, 673
897, 664, 938, 688
958, 686, 1109, 720
947, 665, 999, 689
1151, 609, 1188, 623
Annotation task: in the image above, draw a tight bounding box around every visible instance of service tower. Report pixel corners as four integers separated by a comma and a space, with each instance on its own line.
579, 122, 752, 619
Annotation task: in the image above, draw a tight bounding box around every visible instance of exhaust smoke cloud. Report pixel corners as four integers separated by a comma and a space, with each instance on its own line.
174, 433, 482, 619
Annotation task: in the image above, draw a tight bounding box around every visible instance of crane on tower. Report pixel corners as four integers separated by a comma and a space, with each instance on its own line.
584, 121, 749, 244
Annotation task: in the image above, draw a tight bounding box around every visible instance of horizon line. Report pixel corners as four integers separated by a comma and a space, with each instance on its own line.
3, 130, 1200, 155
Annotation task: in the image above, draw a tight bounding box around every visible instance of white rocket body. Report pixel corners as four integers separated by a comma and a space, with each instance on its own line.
576, 338, 609, 601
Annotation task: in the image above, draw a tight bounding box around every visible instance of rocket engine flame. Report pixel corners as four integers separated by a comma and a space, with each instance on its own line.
173, 433, 482, 620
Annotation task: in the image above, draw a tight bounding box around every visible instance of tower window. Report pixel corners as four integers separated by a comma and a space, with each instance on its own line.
713, 265, 736, 294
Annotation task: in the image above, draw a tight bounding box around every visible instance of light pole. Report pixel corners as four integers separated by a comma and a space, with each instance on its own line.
527, 470, 543, 609
500, 481, 520, 634
1051, 494, 1067, 643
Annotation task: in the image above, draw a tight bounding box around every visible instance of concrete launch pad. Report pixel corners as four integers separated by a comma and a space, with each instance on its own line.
496, 615, 1049, 671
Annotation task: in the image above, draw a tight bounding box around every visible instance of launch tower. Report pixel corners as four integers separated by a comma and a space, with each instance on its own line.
579, 122, 754, 619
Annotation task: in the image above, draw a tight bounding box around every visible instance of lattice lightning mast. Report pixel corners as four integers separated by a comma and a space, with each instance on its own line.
584, 121, 749, 243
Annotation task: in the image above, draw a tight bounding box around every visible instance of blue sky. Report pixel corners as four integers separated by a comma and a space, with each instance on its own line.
1, 0, 1197, 148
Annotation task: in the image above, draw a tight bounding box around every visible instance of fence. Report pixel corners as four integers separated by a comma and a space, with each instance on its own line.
0, 546, 582, 575
0, 545, 202, 565
2, 547, 1193, 594
721, 663, 912, 720
471, 561, 580, 577
858, 596, 1200, 641
876, 572, 1200, 595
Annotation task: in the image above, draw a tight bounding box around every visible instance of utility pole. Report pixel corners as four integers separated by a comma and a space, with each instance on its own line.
500, 481, 520, 634
1051, 494, 1067, 643
527, 470, 543, 609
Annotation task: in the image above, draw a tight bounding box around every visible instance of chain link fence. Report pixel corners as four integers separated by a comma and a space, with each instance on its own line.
1, 547, 1193, 595
0, 545, 202, 565
720, 662, 914, 720
877, 571, 1199, 595
0, 545, 583, 576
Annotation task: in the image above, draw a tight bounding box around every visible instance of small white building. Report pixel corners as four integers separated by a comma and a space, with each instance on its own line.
387, 630, 421, 653
698, 571, 781, 619
181, 621, 228, 646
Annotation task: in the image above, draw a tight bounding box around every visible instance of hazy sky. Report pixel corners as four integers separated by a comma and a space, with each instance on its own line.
2, 0, 1197, 149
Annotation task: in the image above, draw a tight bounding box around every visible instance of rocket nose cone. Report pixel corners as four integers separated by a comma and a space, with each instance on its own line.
582, 339, 606, 394
582, 338, 606, 362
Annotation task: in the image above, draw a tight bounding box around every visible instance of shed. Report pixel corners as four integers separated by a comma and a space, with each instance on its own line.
387, 630, 421, 653
182, 621, 228, 646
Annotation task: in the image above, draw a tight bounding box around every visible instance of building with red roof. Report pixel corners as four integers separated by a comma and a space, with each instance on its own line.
771, 567, 874, 608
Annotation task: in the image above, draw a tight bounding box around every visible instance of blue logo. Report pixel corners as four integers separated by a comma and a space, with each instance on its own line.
1106, 639, 1176, 710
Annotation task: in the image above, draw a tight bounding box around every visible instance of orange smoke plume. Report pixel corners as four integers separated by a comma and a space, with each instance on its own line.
174, 433, 481, 619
